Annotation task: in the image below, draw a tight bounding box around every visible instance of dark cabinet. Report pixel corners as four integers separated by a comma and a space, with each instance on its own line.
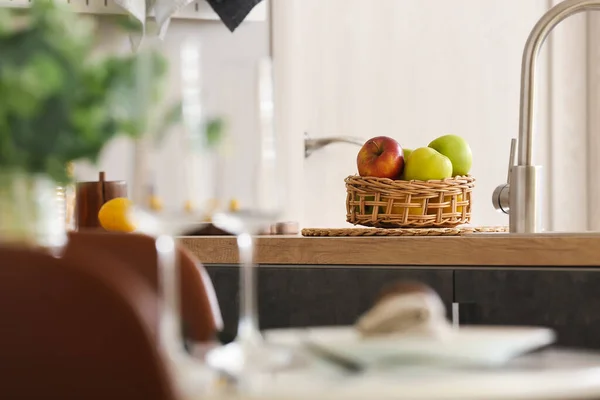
258, 266, 454, 330
204, 265, 240, 341
205, 265, 453, 340
206, 265, 600, 350
455, 269, 600, 349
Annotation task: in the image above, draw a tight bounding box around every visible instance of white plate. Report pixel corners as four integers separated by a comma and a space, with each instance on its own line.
266, 325, 555, 367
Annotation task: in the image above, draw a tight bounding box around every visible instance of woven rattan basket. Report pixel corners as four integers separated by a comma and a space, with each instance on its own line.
345, 175, 475, 228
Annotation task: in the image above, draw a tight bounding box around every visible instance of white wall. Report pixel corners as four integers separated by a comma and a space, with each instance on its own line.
547, 0, 588, 232
81, 1, 597, 232
76, 17, 269, 212
588, 12, 600, 231
274, 0, 556, 229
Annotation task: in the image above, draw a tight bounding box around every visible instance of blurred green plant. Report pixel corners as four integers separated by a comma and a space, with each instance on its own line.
0, 0, 174, 183
206, 117, 225, 147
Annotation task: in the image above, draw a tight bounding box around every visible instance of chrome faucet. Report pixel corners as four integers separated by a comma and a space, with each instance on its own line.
304, 132, 365, 158
493, 0, 600, 233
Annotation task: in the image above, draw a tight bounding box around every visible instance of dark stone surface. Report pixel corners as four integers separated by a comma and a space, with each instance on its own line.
455, 269, 600, 350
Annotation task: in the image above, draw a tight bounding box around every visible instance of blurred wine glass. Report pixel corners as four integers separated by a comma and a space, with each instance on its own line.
130, 35, 298, 384
130, 41, 215, 236
205, 58, 299, 381
128, 38, 218, 365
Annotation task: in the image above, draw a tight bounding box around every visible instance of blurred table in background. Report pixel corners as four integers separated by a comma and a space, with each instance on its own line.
186, 341, 600, 400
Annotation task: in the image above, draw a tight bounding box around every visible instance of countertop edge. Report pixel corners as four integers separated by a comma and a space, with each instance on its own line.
178, 235, 600, 267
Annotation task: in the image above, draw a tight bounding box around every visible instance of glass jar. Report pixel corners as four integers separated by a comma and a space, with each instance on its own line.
0, 170, 67, 253
59, 163, 76, 231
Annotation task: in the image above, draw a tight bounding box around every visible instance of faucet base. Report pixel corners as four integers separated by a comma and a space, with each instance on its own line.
492, 184, 510, 214
509, 165, 544, 233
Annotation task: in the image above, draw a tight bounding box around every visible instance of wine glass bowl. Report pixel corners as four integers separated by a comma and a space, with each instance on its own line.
127, 39, 219, 368
211, 58, 282, 235
129, 39, 217, 237
204, 57, 304, 383
129, 36, 299, 387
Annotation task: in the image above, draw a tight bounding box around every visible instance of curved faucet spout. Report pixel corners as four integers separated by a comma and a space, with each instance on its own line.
519, 0, 600, 166
503, 0, 600, 233
304, 133, 365, 158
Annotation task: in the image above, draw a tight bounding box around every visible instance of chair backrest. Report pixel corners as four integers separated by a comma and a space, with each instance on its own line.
64, 231, 223, 343
0, 245, 178, 400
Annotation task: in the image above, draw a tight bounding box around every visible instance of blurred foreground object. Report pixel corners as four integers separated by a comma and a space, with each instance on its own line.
0, 245, 178, 400
0, 1, 168, 249
357, 281, 452, 338
0, 0, 167, 183
63, 162, 77, 230
64, 231, 223, 344
0, 170, 67, 252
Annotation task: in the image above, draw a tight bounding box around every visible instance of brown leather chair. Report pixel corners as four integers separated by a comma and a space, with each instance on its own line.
0, 245, 178, 400
64, 231, 223, 344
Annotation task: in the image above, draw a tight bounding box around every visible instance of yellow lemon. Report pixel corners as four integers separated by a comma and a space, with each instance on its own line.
98, 197, 136, 233
149, 195, 163, 212
392, 205, 424, 216
184, 200, 195, 214
387, 194, 465, 217
442, 194, 464, 214
229, 199, 240, 212
426, 194, 464, 215
390, 195, 424, 216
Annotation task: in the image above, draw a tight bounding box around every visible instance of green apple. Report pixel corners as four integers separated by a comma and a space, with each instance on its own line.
403, 147, 453, 181
398, 148, 412, 180
428, 134, 472, 176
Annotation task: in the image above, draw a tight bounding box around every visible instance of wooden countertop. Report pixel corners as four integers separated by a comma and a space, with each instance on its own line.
179, 233, 600, 267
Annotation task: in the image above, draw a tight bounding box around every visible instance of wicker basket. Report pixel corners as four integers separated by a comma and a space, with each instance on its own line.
345, 175, 475, 228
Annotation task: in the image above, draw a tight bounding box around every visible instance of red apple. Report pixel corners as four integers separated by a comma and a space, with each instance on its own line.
357, 136, 405, 179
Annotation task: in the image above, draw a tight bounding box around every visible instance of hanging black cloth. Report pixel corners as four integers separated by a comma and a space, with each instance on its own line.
205, 0, 265, 32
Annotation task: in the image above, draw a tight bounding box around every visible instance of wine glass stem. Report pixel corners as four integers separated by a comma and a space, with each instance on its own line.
236, 232, 262, 345
156, 234, 184, 358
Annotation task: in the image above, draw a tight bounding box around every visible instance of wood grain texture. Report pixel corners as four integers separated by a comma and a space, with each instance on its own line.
179, 234, 600, 267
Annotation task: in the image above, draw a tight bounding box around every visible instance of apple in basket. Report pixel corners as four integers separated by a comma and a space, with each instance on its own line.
357, 136, 405, 179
